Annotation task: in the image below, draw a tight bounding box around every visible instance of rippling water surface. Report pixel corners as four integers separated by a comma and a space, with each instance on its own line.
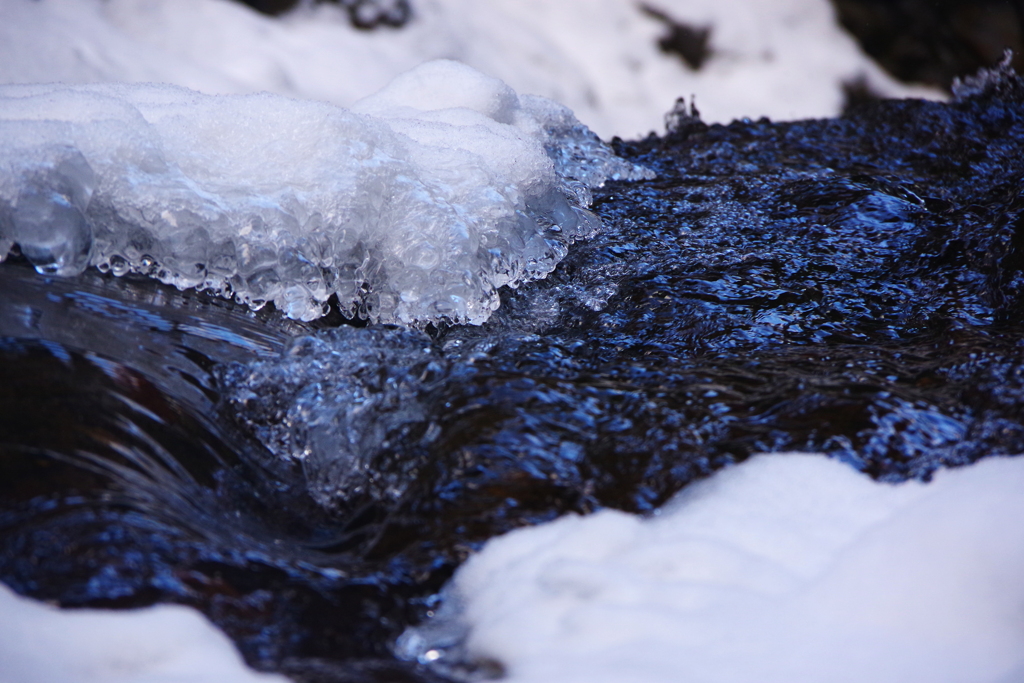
3, 72, 1024, 682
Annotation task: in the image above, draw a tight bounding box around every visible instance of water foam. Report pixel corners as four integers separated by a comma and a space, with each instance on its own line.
0, 60, 650, 324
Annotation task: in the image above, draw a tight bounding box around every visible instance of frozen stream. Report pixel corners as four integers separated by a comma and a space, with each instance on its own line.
0, 20, 1023, 683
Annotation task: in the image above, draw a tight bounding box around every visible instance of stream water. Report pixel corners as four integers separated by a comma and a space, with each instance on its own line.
2, 68, 1024, 682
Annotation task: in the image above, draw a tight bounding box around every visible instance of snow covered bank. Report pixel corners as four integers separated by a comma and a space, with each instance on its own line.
0, 61, 648, 323
0, 0, 941, 139
0, 583, 286, 683
400, 454, 1024, 683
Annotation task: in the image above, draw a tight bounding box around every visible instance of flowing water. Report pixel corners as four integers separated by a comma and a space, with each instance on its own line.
2, 68, 1024, 682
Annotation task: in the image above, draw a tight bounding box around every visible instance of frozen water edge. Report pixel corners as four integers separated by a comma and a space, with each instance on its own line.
0, 60, 652, 325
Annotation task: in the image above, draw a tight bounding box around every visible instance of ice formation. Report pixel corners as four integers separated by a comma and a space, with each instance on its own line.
0, 582, 286, 683
0, 0, 943, 139
217, 325, 447, 507
399, 454, 1024, 683
0, 61, 649, 324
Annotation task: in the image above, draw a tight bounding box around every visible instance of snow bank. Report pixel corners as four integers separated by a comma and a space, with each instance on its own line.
0, 0, 942, 139
399, 454, 1024, 683
0, 582, 286, 683
0, 61, 647, 323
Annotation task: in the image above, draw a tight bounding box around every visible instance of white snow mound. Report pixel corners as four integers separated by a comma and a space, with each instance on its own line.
0, 582, 286, 683
400, 453, 1024, 683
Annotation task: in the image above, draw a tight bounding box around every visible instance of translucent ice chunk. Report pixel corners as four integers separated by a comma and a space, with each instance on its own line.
0, 61, 652, 324
217, 326, 448, 507
519, 95, 656, 187
2, 148, 96, 276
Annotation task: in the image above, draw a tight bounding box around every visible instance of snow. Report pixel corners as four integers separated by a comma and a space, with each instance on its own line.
0, 0, 945, 315
399, 453, 1024, 683
0, 582, 287, 683
0, 62, 647, 323
0, 0, 942, 139
6, 454, 1022, 683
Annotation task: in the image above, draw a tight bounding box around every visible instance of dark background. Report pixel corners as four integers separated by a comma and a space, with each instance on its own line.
832, 0, 1024, 89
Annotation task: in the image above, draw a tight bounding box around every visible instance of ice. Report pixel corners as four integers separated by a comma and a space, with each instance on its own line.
0, 62, 648, 324
217, 326, 447, 507
5, 150, 97, 276
399, 454, 1024, 683
953, 50, 1019, 100
0, 582, 286, 683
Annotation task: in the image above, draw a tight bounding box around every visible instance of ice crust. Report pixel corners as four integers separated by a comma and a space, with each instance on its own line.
0, 61, 650, 324
399, 454, 1024, 683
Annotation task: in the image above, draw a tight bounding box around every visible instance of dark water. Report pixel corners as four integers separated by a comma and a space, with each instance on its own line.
3, 69, 1024, 682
